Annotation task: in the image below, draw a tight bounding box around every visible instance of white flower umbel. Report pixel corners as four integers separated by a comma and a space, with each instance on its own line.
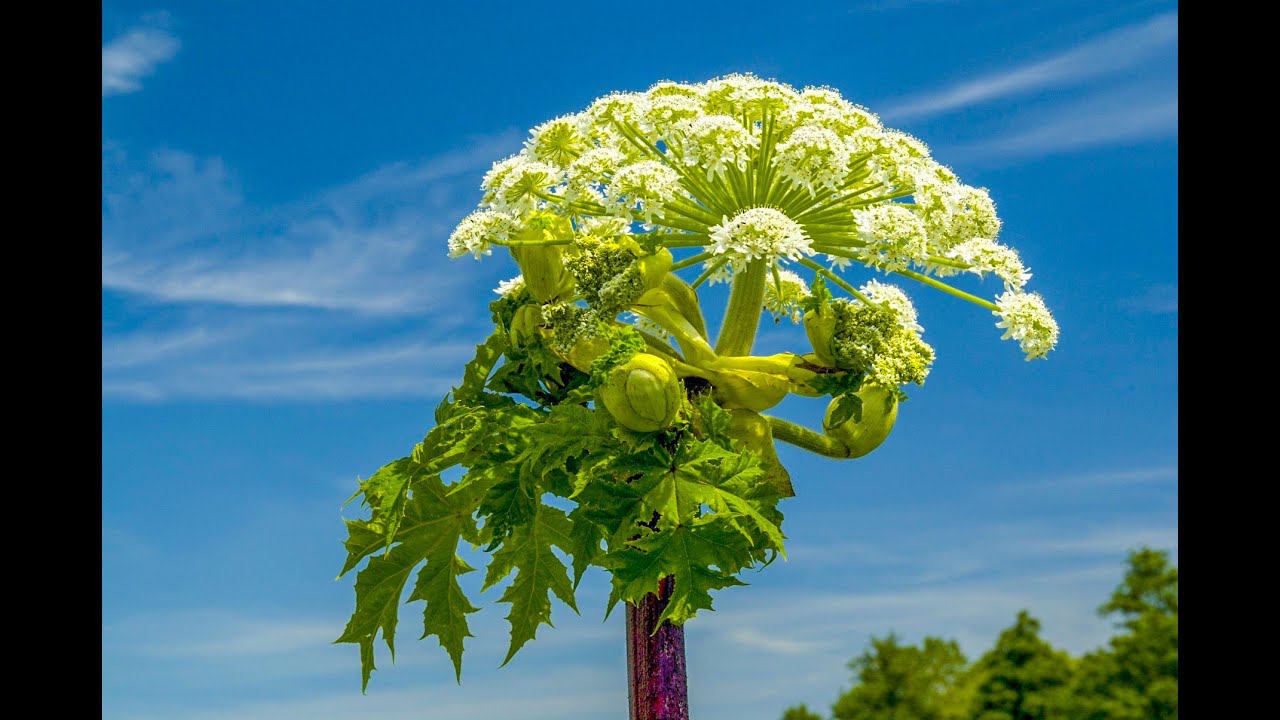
678, 115, 758, 182
995, 290, 1059, 360
525, 115, 589, 168
917, 183, 1002, 253
481, 155, 528, 204
494, 274, 525, 296
852, 204, 929, 272
448, 209, 515, 259
492, 158, 563, 216
706, 74, 798, 118
608, 160, 682, 223
764, 269, 811, 323
860, 279, 923, 334
638, 95, 703, 137
775, 125, 852, 194
948, 237, 1031, 290
710, 207, 813, 264
567, 147, 626, 201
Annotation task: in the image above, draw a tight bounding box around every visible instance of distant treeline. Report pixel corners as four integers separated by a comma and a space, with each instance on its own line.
781, 547, 1177, 720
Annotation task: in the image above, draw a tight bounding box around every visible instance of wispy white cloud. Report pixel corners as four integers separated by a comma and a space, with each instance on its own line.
951, 82, 1176, 161
103, 328, 477, 401
102, 18, 180, 97
102, 132, 520, 314
883, 12, 1178, 120
1028, 526, 1178, 556
724, 626, 830, 655
995, 465, 1178, 496
102, 131, 524, 401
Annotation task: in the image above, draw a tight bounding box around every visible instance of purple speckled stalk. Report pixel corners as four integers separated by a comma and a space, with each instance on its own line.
626, 576, 689, 720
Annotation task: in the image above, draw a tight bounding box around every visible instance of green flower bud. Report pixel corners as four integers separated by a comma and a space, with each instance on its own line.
564, 335, 611, 373
822, 383, 899, 458
508, 304, 543, 348
600, 353, 684, 432
660, 272, 708, 339
511, 244, 571, 302
637, 247, 673, 292
712, 368, 790, 413
509, 214, 575, 302
803, 307, 837, 367
726, 409, 794, 497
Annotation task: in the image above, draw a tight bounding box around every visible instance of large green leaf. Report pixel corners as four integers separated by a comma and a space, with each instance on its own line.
482, 503, 578, 665
336, 474, 483, 690
603, 520, 751, 625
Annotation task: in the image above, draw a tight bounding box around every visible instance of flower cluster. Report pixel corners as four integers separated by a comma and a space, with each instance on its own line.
994, 291, 1060, 360
763, 269, 811, 323
829, 291, 935, 390
447, 73, 1058, 364
709, 207, 812, 265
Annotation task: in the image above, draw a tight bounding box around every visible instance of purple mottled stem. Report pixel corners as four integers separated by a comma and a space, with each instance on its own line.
626, 576, 689, 720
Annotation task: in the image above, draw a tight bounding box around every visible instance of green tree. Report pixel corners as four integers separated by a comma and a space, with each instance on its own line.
971, 611, 1072, 720
781, 704, 826, 720
831, 634, 971, 720
1067, 547, 1178, 720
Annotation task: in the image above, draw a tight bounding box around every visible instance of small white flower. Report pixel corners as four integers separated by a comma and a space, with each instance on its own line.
677, 115, 759, 182
774, 125, 853, 194
448, 209, 515, 259
709, 207, 813, 264
608, 160, 682, 223
947, 237, 1030, 289
852, 204, 929, 272
826, 254, 853, 270
994, 290, 1059, 360
525, 114, 589, 168
493, 274, 525, 296
764, 268, 811, 323
859, 279, 922, 334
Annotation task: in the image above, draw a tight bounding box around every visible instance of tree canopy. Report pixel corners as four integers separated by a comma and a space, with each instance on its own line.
781, 547, 1177, 720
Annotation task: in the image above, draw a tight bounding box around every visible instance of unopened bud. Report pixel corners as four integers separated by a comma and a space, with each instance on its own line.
822, 384, 899, 458
600, 353, 684, 432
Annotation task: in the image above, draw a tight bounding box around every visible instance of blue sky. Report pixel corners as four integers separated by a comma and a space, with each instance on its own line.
102, 2, 1177, 718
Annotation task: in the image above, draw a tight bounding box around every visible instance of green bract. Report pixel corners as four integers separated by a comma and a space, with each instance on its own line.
341, 74, 1060, 689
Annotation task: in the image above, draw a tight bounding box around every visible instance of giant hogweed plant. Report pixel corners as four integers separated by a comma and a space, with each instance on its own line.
337, 74, 1059, 701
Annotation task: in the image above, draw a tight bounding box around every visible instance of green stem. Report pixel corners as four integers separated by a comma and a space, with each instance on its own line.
797, 258, 873, 304
714, 259, 767, 356
765, 416, 854, 459
893, 268, 999, 311
691, 257, 728, 288
670, 252, 713, 271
